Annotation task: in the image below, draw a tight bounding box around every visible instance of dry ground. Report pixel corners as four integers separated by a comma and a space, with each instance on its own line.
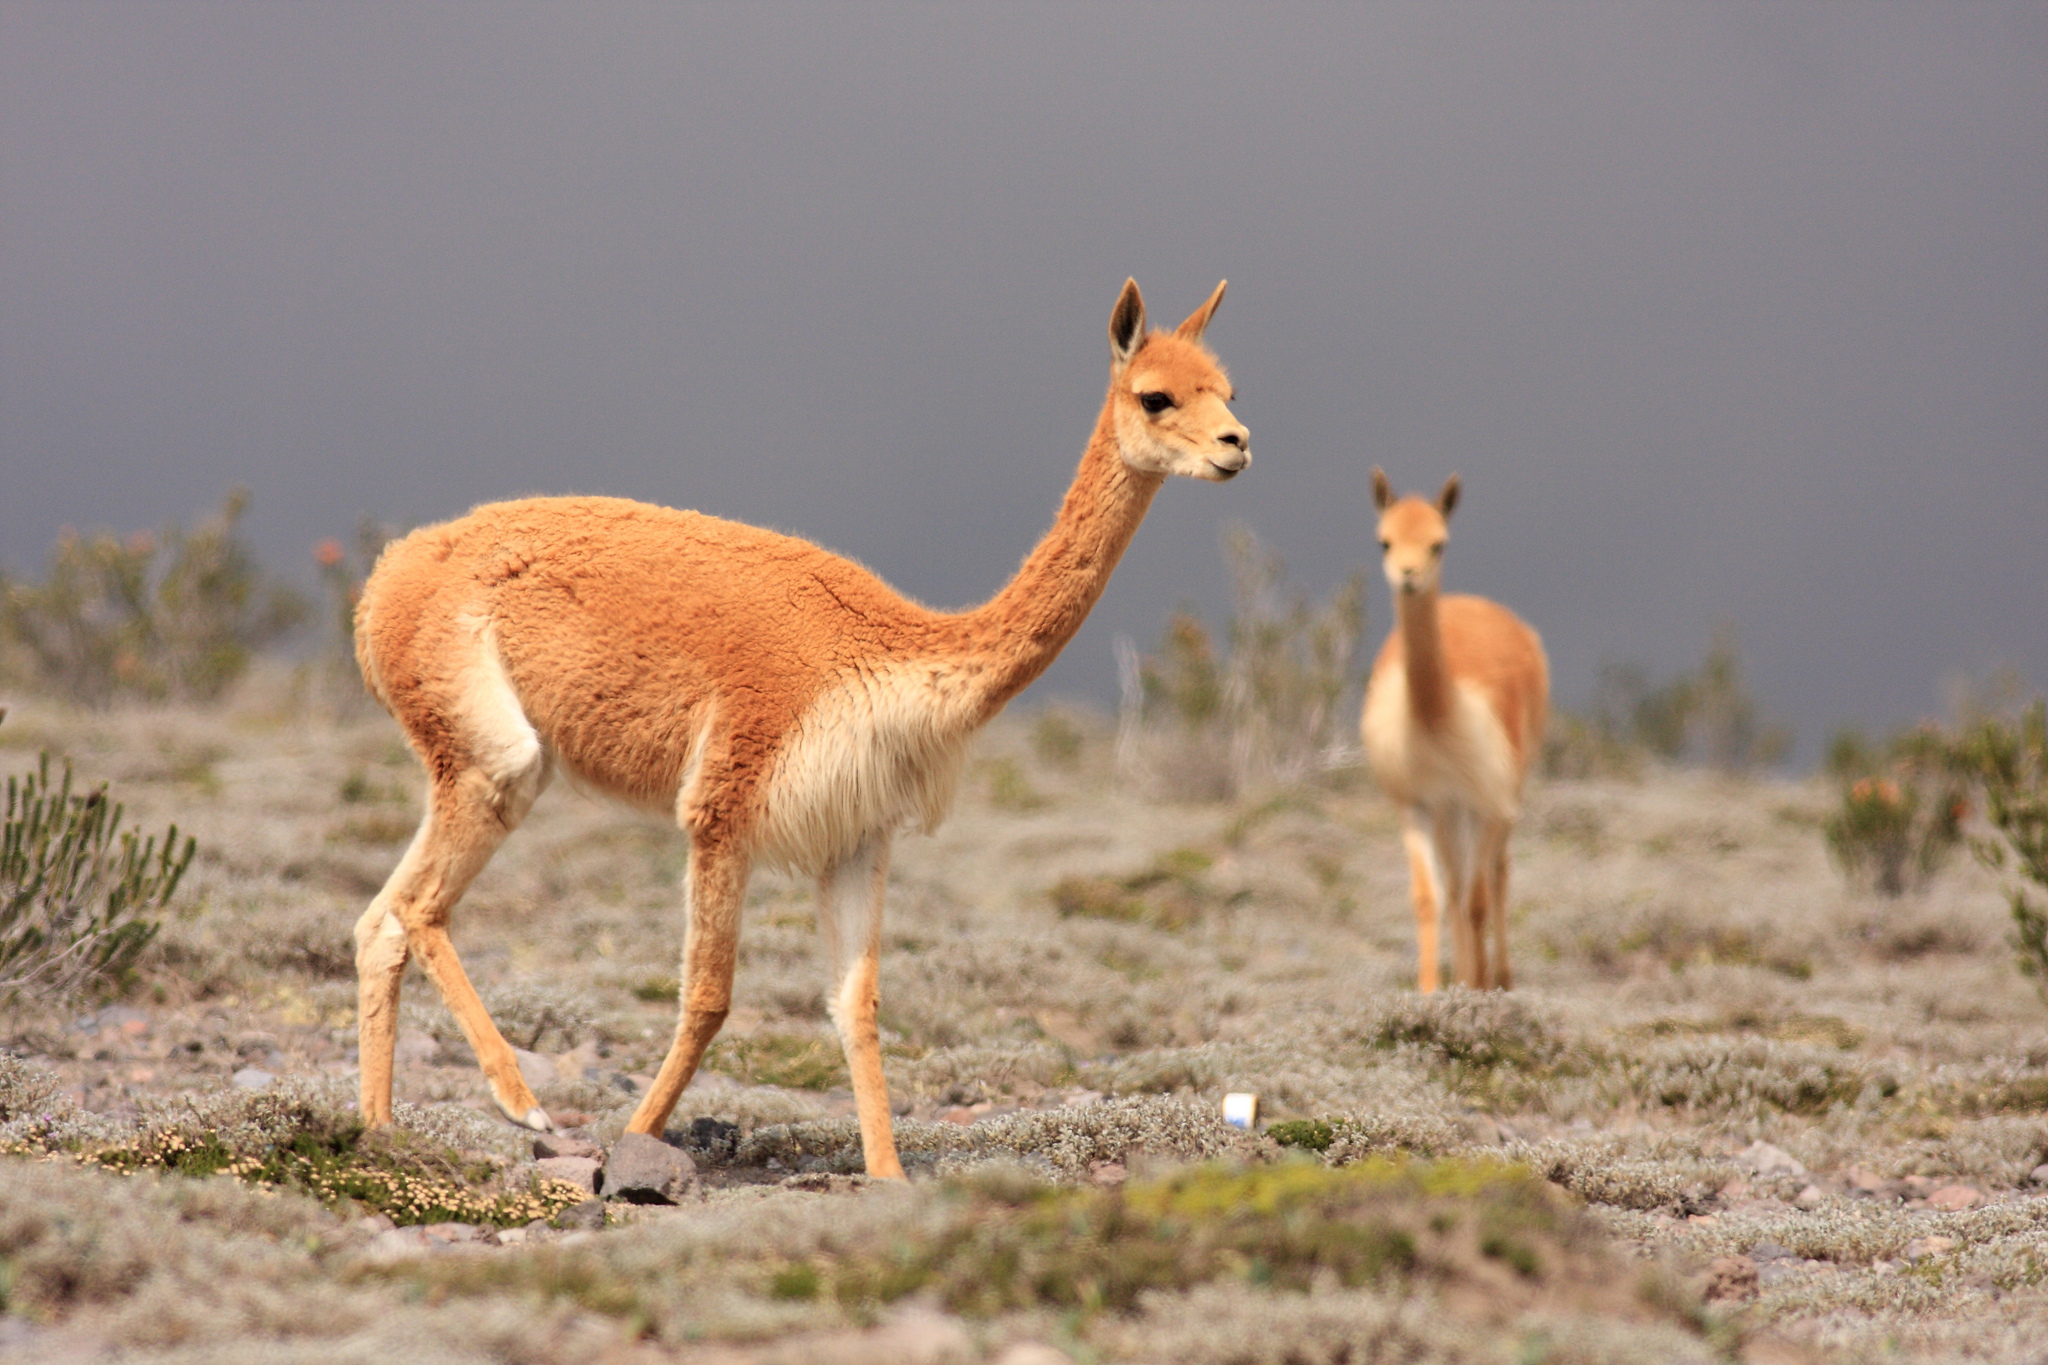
2, 676, 2046, 1363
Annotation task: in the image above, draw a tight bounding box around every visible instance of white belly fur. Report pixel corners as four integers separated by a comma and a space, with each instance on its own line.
1362, 672, 1522, 824
755, 659, 980, 876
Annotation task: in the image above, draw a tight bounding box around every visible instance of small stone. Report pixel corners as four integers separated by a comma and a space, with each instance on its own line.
2028, 1163, 2048, 1187
552, 1040, 601, 1081
554, 1198, 606, 1231
355, 1214, 396, 1235
1703, 1253, 1758, 1302
605, 1132, 697, 1204
1735, 1141, 1807, 1179
1749, 1240, 1790, 1262
1089, 1160, 1127, 1187
1793, 1184, 1826, 1210
1926, 1185, 1982, 1211
937, 1106, 977, 1126
533, 1133, 604, 1162
231, 1067, 275, 1090
496, 1226, 530, 1245
1904, 1235, 1958, 1263
513, 1048, 557, 1091
535, 1155, 603, 1196
550, 1109, 594, 1128
1844, 1166, 1892, 1197
422, 1222, 479, 1244
992, 1345, 1076, 1365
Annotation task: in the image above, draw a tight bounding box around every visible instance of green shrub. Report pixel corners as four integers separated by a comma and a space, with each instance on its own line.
1822, 724, 1967, 896
1952, 699, 2048, 1001
0, 711, 194, 1003
0, 489, 306, 705
1546, 625, 1791, 777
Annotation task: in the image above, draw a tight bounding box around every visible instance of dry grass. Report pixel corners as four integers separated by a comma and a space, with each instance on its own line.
0, 672, 2044, 1362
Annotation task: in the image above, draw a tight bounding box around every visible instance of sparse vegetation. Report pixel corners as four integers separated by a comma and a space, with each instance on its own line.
1953, 699, 2048, 1002
1119, 525, 1366, 798
0, 711, 194, 1003
2, 684, 2046, 1361
1545, 624, 1792, 777
0, 490, 307, 706
1823, 723, 1968, 896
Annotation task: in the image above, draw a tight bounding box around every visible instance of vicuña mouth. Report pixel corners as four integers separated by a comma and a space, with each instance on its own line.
1206, 461, 1242, 481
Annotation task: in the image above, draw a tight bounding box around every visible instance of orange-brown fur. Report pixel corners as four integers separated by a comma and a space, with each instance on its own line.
1360, 470, 1547, 993
351, 280, 1248, 1178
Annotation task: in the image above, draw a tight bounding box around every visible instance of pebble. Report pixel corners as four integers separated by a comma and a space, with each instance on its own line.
2029, 1163, 2048, 1187
230, 1067, 275, 1089
1926, 1185, 1983, 1211
534, 1133, 605, 1162
1735, 1140, 1808, 1179
992, 1346, 1076, 1365
1904, 1235, 1958, 1263
535, 1155, 603, 1196
604, 1132, 696, 1204
1793, 1184, 1827, 1210
1749, 1240, 1791, 1262
554, 1198, 606, 1231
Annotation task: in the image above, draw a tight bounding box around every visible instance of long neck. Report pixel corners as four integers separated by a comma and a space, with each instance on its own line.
956, 397, 1162, 715
1396, 586, 1451, 730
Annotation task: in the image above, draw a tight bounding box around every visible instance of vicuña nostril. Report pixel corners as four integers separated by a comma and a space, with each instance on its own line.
1219, 431, 1245, 450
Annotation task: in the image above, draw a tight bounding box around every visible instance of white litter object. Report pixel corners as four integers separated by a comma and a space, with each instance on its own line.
1221, 1092, 1259, 1130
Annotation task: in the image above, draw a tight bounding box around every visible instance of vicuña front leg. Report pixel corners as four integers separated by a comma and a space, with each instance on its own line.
628, 837, 750, 1139
818, 836, 905, 1180
1400, 812, 1442, 994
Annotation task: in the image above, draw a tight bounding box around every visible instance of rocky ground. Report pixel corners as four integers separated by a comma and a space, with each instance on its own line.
2, 679, 2046, 1363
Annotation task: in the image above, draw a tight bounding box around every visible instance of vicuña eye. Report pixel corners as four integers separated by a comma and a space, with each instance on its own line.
1138, 391, 1174, 414
1378, 539, 1391, 552
1430, 543, 1445, 557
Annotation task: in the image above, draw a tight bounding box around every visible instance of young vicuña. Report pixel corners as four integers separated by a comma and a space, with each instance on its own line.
1361, 469, 1547, 993
351, 279, 1249, 1178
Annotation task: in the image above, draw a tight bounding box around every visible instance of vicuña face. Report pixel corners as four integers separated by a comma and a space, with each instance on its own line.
1113, 333, 1251, 482
1377, 499, 1449, 596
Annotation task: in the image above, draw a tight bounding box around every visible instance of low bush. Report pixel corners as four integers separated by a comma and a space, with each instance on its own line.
1118, 525, 1366, 798
1544, 625, 1791, 777
0, 489, 306, 705
0, 711, 194, 1003
1823, 724, 1968, 896
1952, 699, 2048, 1001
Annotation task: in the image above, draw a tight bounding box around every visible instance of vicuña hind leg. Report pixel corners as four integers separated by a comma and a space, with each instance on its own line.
1437, 808, 1483, 989
1485, 824, 1513, 990
817, 836, 905, 1180
628, 837, 750, 1138
358, 769, 551, 1130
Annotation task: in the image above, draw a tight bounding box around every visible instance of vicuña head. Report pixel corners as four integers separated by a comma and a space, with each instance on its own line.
350, 278, 1246, 1180
1362, 467, 1548, 995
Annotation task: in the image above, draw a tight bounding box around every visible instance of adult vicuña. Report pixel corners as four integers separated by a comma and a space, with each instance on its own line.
1361, 469, 1547, 993
351, 279, 1249, 1178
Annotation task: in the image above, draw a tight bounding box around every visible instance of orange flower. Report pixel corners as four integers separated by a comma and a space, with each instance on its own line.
314, 538, 345, 568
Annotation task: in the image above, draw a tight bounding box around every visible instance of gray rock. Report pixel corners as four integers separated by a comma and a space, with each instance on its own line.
1793, 1184, 1826, 1210
536, 1155, 603, 1196
554, 1198, 606, 1230
231, 1067, 275, 1089
2029, 1163, 2048, 1187
605, 1131, 697, 1205
534, 1133, 605, 1162
1749, 1239, 1791, 1262
1734, 1140, 1807, 1179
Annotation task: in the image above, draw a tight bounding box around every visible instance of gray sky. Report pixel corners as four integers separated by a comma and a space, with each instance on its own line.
4, 2, 2044, 755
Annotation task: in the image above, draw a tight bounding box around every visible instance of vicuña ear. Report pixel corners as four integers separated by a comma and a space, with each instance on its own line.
1109, 279, 1147, 365
1372, 467, 1394, 511
1437, 475, 1462, 519
1175, 279, 1227, 342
